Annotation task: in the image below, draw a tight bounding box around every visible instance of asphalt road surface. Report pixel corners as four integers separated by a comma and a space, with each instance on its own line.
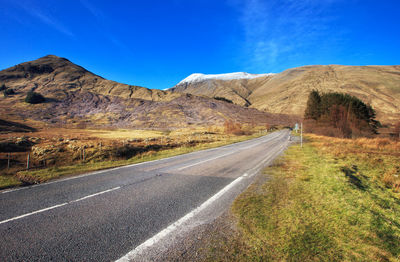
0, 130, 291, 261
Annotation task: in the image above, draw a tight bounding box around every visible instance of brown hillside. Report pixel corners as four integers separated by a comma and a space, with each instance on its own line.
0, 55, 295, 129
0, 55, 180, 102
172, 65, 400, 123
170, 76, 274, 107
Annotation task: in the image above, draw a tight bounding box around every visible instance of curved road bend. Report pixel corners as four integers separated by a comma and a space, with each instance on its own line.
0, 130, 291, 261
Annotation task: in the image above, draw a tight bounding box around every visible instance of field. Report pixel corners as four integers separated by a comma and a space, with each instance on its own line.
0, 125, 271, 190
206, 134, 400, 261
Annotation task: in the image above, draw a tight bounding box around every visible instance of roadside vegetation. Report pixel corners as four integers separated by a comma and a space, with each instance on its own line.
0, 124, 274, 190
304, 90, 380, 138
207, 134, 400, 261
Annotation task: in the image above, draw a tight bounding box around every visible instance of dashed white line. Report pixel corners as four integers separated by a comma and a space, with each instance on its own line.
177, 151, 235, 170
1, 131, 283, 195
71, 187, 121, 203
0, 186, 121, 225
176, 132, 285, 171
116, 137, 290, 261
0, 202, 68, 225
115, 173, 248, 262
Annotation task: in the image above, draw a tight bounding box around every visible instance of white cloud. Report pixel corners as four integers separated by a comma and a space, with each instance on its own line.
234, 0, 342, 72
14, 1, 74, 37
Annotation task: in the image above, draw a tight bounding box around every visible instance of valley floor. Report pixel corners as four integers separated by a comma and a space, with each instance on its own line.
0, 126, 269, 190
184, 134, 400, 261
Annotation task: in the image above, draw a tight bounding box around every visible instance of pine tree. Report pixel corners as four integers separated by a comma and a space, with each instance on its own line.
304, 90, 381, 137
304, 90, 321, 120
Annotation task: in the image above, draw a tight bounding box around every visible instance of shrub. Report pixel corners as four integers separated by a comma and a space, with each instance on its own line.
25, 91, 45, 104
214, 96, 233, 104
114, 145, 141, 159
3, 88, 15, 97
224, 120, 249, 135
0, 84, 6, 91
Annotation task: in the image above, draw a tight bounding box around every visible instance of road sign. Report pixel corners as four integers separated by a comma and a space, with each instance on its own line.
294, 123, 299, 132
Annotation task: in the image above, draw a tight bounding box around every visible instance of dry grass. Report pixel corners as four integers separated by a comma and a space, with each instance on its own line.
248, 65, 400, 123
0, 127, 269, 189
308, 134, 400, 192
86, 129, 165, 139
206, 133, 400, 261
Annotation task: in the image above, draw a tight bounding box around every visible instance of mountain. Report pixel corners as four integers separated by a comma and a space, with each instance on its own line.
171, 65, 400, 123
177, 72, 274, 85
0, 55, 179, 102
0, 55, 294, 129
170, 73, 275, 107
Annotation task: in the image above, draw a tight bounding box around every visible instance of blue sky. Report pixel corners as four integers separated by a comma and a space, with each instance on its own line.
1, 0, 399, 89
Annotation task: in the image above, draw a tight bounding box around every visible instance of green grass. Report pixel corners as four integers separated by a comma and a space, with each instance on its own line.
207, 136, 400, 261
5, 132, 266, 189
0, 174, 22, 189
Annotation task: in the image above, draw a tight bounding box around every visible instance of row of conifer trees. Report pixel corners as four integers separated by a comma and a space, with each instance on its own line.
304, 90, 380, 137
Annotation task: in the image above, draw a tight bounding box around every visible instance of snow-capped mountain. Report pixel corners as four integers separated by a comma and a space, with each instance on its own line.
170, 72, 276, 107
177, 72, 275, 85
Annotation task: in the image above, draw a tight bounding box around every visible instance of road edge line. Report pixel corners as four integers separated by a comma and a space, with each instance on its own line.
2, 131, 283, 194
115, 173, 248, 262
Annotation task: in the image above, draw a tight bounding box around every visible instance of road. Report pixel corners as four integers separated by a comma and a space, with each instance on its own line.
0, 130, 290, 261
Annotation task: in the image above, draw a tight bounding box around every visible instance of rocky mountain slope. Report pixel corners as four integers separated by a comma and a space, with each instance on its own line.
0, 55, 294, 129
171, 73, 275, 107
0, 55, 179, 102
177, 72, 274, 85
171, 65, 400, 123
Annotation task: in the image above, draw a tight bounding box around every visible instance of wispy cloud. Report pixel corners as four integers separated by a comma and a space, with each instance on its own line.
14, 1, 74, 37
79, 0, 131, 53
79, 0, 104, 20
233, 0, 343, 72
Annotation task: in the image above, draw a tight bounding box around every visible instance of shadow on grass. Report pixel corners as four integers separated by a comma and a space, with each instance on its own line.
340, 165, 367, 190
0, 119, 37, 133
113, 144, 177, 159
287, 224, 343, 261
370, 211, 400, 257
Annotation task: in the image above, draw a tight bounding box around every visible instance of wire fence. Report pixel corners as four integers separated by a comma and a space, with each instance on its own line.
0, 152, 48, 173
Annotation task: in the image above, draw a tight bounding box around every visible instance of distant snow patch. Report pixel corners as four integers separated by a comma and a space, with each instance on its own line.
177, 72, 275, 85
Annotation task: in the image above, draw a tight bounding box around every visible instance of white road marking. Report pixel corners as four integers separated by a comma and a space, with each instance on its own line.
177, 132, 286, 171
1, 131, 284, 195
0, 186, 121, 225
71, 187, 121, 203
116, 136, 290, 261
115, 173, 248, 262
247, 142, 287, 175
0, 203, 68, 225
177, 151, 236, 170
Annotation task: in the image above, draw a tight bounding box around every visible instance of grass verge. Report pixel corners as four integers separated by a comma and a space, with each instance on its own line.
207, 135, 400, 261
7, 132, 265, 189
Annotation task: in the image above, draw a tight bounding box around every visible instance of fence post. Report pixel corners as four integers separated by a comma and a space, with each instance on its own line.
83, 148, 85, 162
7, 153, 10, 170
27, 153, 30, 170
